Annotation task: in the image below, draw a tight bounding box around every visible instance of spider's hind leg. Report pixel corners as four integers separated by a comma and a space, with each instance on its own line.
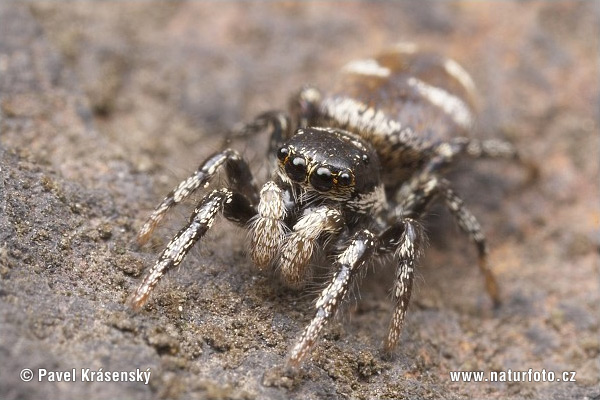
397, 173, 500, 306
129, 188, 256, 310
425, 136, 518, 175
441, 181, 500, 305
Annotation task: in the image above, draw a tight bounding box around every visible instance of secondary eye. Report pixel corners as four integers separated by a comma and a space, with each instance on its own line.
277, 146, 289, 162
337, 170, 353, 186
285, 156, 307, 182
310, 166, 334, 192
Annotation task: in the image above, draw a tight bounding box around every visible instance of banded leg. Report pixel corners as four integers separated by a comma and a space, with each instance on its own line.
288, 85, 323, 128
425, 137, 518, 175
286, 230, 376, 370
395, 172, 444, 217
129, 188, 255, 310
458, 138, 518, 159
279, 205, 344, 287
442, 182, 499, 305
378, 218, 423, 354
138, 149, 258, 245
447, 137, 538, 185
228, 111, 294, 159
397, 174, 500, 305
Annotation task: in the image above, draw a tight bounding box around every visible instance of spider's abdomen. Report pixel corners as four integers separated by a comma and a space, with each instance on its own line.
317, 44, 479, 183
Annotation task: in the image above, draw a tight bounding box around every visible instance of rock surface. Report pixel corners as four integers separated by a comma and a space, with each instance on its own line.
0, 2, 598, 399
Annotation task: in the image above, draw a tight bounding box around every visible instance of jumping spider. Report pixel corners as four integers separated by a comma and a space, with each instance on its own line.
129, 44, 518, 370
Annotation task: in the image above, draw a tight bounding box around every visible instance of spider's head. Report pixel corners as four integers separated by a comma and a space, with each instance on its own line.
276, 127, 381, 200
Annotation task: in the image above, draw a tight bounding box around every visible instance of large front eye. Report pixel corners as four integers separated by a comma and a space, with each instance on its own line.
277, 146, 289, 162
285, 156, 307, 182
310, 166, 334, 192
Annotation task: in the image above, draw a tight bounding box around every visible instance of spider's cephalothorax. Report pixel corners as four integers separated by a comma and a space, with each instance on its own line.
129, 44, 518, 370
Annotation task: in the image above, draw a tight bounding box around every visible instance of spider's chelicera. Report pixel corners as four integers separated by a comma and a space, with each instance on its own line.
129, 44, 518, 370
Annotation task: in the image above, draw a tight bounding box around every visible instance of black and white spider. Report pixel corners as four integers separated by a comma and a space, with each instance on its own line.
129, 44, 518, 370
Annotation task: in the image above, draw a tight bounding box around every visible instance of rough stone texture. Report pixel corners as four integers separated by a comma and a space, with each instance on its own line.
0, 2, 598, 399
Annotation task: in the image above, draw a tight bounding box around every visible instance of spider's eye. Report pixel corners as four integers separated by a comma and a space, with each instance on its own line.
310, 166, 333, 192
277, 146, 289, 162
285, 156, 307, 182
337, 170, 353, 187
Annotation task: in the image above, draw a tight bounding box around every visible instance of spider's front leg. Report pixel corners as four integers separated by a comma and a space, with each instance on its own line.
137, 148, 258, 245
285, 218, 424, 369
129, 188, 255, 310
286, 229, 376, 370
